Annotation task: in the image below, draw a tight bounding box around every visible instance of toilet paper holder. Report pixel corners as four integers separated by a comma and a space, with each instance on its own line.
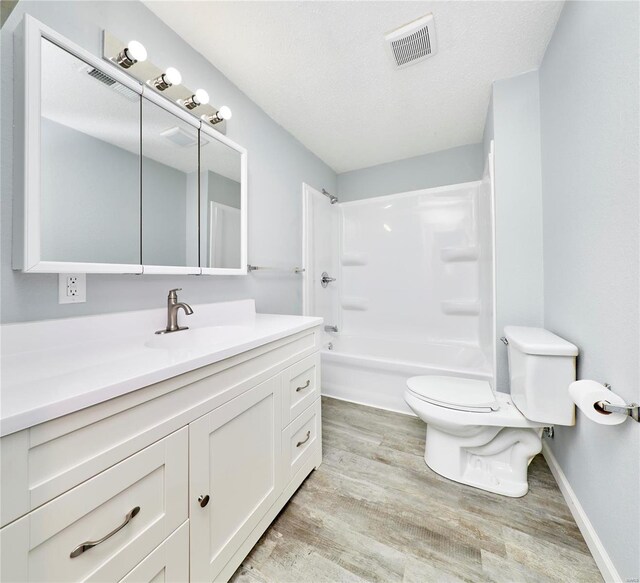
597, 384, 639, 422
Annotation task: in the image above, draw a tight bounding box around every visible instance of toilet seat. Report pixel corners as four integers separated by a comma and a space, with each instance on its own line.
406, 375, 499, 412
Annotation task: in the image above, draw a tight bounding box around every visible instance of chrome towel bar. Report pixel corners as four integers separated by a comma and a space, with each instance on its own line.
247, 265, 305, 274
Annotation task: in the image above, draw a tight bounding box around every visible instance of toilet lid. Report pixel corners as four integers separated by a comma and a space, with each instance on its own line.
406, 376, 498, 412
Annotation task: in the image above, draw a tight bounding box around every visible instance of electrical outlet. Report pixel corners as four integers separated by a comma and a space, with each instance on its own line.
59, 273, 86, 304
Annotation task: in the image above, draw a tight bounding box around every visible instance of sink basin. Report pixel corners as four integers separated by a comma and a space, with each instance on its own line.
145, 325, 255, 351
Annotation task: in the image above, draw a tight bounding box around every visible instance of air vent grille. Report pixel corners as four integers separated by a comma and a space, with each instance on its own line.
385, 13, 437, 70
87, 67, 116, 86
84, 66, 138, 101
391, 27, 431, 67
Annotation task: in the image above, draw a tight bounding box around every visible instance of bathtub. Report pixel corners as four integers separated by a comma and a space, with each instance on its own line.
321, 335, 492, 414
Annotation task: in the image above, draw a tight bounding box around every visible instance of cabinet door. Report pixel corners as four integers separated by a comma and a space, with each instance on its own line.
189, 377, 282, 582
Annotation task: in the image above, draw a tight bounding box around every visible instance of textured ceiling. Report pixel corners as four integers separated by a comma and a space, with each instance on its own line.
145, 1, 564, 173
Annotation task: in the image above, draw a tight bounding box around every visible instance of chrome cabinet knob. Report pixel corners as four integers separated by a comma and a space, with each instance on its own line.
198, 494, 210, 508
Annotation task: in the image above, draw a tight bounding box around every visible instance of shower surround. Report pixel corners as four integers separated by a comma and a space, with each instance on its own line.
303, 149, 496, 413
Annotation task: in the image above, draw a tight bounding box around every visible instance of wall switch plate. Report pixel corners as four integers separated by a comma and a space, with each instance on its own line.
59, 274, 86, 304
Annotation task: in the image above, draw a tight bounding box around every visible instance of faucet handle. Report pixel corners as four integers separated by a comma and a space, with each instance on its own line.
168, 288, 182, 299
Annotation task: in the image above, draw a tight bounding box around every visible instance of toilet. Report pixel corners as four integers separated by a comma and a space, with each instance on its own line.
405, 326, 578, 497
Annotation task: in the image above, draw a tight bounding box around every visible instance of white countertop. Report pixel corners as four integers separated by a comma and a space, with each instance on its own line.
0, 300, 322, 437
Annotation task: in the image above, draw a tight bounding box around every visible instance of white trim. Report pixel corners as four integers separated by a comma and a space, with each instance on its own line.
142, 265, 200, 275
541, 442, 622, 583
26, 261, 142, 274
488, 140, 497, 384
301, 183, 313, 316
199, 123, 248, 277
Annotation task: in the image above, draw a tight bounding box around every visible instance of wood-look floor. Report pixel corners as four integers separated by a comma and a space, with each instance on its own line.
231, 397, 602, 583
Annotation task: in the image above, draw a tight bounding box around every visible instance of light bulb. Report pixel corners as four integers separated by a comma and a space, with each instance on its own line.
184, 89, 210, 110
194, 89, 209, 106
151, 67, 182, 91
217, 106, 232, 120
164, 67, 182, 86
115, 40, 147, 69
126, 40, 147, 63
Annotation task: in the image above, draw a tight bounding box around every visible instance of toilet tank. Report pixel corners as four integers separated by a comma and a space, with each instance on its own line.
505, 326, 578, 426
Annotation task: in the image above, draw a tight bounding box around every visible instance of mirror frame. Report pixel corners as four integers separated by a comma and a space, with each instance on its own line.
13, 15, 248, 276
199, 122, 248, 276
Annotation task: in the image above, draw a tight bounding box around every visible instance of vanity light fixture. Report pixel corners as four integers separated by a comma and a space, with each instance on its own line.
150, 67, 182, 91
115, 40, 147, 69
183, 89, 209, 110
203, 106, 232, 125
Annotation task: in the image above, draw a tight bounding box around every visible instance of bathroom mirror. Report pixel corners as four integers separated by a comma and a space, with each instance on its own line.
14, 16, 248, 275
141, 94, 200, 273
199, 125, 247, 274
38, 37, 142, 270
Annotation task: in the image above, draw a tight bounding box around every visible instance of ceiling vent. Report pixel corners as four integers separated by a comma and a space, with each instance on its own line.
385, 13, 437, 70
82, 65, 138, 101
160, 126, 199, 147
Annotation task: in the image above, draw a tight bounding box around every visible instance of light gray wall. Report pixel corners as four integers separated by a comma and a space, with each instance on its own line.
492, 70, 545, 392
336, 143, 483, 202
41, 118, 140, 265
208, 171, 241, 210
1, 0, 336, 323
539, 1, 639, 579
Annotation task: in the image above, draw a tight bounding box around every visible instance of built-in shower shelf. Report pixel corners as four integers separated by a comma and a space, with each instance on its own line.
441, 300, 481, 316
341, 297, 369, 311
440, 246, 479, 262
341, 253, 368, 266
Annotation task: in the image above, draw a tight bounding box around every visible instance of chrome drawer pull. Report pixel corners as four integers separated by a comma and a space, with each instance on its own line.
70, 506, 140, 558
296, 430, 311, 448
296, 380, 311, 392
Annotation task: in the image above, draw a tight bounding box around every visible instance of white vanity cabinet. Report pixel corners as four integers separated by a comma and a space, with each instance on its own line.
0, 323, 322, 582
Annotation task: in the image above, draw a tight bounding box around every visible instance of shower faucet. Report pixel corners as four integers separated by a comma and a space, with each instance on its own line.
321, 272, 336, 288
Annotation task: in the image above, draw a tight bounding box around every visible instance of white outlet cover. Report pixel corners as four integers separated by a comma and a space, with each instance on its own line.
59, 273, 86, 304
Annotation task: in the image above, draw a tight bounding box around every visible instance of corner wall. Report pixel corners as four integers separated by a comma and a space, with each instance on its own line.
491, 71, 545, 391
538, 1, 640, 579
336, 144, 483, 202
1, 0, 336, 323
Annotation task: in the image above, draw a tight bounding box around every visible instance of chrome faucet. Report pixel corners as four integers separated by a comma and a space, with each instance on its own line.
155, 288, 194, 334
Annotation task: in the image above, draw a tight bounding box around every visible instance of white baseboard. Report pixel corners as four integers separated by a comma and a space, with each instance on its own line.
321, 389, 417, 417
542, 442, 622, 583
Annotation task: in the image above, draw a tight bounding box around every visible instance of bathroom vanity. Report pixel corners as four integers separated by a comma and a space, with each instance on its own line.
0, 300, 323, 582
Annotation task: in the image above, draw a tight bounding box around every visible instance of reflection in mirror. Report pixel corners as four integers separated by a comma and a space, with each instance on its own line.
199, 134, 242, 269
142, 100, 199, 267
40, 39, 141, 265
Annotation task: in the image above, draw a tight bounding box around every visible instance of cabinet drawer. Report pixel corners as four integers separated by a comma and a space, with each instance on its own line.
282, 398, 321, 485
119, 521, 189, 583
0, 429, 188, 583
281, 353, 320, 426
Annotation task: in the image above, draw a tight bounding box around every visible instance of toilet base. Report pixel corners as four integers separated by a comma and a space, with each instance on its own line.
424, 424, 542, 497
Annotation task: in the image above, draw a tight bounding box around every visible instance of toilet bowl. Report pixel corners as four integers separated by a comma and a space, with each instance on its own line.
405, 326, 578, 497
